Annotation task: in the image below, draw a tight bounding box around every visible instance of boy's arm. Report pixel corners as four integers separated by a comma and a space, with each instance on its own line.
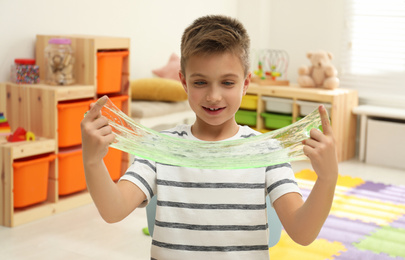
273, 105, 338, 246
81, 96, 146, 223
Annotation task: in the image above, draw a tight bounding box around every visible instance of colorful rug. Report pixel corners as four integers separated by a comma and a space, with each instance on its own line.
269, 169, 405, 259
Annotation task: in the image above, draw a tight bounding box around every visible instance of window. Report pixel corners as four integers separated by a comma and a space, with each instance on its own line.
340, 0, 405, 108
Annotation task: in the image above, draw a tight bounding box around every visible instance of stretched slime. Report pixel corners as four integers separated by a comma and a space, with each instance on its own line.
100, 98, 323, 169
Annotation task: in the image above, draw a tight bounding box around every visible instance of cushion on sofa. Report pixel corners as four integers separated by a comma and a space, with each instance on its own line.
130, 78, 187, 102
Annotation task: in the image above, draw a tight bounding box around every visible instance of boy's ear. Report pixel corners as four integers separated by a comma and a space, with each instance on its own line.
243, 72, 251, 95
179, 70, 188, 93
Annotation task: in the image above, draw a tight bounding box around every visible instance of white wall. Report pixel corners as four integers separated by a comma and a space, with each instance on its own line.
0, 0, 345, 83
266, 0, 345, 83
0, 0, 238, 82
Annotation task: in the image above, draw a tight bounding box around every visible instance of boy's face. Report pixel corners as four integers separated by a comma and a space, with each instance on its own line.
180, 52, 250, 132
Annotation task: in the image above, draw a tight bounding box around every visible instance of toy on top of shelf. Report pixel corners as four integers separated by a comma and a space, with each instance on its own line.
297, 50, 339, 90
252, 49, 289, 86
44, 38, 75, 86
26, 131, 36, 141
10, 59, 40, 84
7, 127, 26, 142
6, 127, 35, 142
0, 112, 11, 135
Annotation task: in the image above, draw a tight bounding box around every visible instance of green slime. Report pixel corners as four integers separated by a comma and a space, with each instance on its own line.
101, 98, 323, 169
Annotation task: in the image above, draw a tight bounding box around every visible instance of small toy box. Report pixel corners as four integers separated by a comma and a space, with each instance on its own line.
103, 95, 128, 181
262, 97, 293, 114
240, 95, 258, 110
296, 100, 332, 116
57, 99, 93, 148
58, 148, 86, 195
261, 113, 293, 129
97, 50, 129, 94
235, 110, 257, 126
13, 154, 55, 208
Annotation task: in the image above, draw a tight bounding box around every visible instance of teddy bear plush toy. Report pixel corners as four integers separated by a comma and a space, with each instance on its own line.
297, 50, 339, 89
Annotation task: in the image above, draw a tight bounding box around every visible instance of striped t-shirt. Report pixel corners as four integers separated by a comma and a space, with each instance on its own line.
120, 125, 301, 260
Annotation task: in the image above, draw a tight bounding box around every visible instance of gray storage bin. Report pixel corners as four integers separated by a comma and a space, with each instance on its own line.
262, 96, 293, 114
296, 100, 332, 116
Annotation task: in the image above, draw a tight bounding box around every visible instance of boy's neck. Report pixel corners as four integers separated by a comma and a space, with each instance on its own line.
191, 118, 240, 141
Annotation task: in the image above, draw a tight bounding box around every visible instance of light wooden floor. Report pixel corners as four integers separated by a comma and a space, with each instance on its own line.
0, 159, 404, 259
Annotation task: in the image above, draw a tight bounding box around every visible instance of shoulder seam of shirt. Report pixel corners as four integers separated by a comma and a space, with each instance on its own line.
124, 171, 154, 198
265, 163, 291, 172
134, 158, 156, 172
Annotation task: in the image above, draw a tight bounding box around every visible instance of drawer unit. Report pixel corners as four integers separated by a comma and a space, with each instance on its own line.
246, 84, 358, 162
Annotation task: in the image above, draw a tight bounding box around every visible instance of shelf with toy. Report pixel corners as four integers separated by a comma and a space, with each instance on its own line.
36, 35, 130, 96
3, 82, 95, 149
243, 83, 358, 162
0, 34, 131, 227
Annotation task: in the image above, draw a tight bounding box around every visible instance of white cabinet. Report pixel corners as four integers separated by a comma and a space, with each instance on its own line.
366, 119, 405, 169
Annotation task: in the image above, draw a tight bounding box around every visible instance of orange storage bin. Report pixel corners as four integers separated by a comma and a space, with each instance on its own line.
13, 154, 56, 208
103, 95, 128, 181
57, 99, 93, 148
104, 147, 123, 181
58, 148, 86, 195
108, 95, 128, 111
97, 50, 129, 94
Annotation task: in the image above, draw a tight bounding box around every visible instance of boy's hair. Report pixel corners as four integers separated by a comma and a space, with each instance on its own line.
180, 15, 250, 77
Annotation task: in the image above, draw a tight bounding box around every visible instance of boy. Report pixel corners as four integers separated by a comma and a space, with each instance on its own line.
81, 15, 338, 259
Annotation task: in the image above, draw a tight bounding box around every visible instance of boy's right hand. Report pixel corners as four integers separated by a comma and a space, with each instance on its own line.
81, 96, 115, 166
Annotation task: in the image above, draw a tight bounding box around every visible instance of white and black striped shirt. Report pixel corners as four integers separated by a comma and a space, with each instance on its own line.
120, 125, 301, 260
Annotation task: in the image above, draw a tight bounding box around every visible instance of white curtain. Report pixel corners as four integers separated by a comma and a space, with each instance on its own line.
340, 0, 405, 108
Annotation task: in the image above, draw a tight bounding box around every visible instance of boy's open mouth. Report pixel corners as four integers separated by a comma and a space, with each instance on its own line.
203, 106, 225, 114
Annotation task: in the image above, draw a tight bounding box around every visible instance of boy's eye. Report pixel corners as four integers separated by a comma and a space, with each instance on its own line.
194, 81, 206, 86
222, 81, 235, 87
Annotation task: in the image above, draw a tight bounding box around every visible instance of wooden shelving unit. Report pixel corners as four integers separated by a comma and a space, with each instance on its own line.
35, 34, 130, 90
1, 138, 58, 227
3, 83, 95, 143
245, 83, 358, 162
0, 35, 131, 227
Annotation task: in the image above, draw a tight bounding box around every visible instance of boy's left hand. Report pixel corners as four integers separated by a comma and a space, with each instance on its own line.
302, 105, 338, 181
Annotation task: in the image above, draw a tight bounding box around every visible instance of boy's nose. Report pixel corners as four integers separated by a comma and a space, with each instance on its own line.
206, 87, 222, 102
